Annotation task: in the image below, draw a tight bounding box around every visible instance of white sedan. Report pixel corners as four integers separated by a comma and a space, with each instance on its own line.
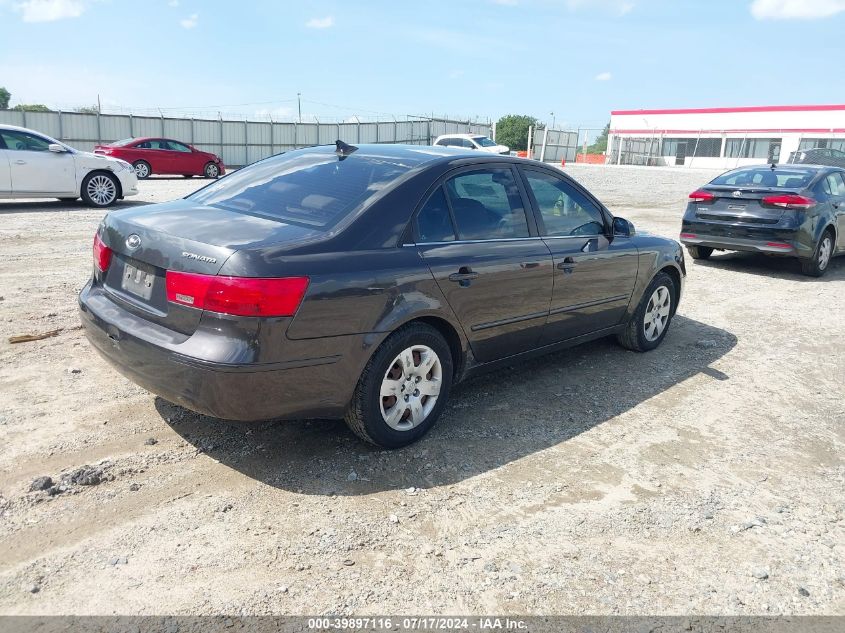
0, 124, 138, 207
433, 133, 510, 155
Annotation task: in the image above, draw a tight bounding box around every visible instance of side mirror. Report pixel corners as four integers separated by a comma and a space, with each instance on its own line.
48, 144, 67, 153
612, 217, 635, 237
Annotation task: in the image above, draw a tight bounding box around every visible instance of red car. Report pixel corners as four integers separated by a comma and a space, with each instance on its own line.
93, 137, 225, 179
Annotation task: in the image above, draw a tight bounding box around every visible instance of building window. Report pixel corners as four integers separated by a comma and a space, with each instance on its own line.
799, 138, 845, 153
661, 137, 722, 157
725, 138, 782, 159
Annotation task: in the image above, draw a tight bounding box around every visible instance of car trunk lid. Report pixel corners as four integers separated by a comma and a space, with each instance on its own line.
98, 199, 322, 334
692, 185, 795, 225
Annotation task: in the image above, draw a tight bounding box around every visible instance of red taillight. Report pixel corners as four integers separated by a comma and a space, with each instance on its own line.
765, 242, 793, 249
165, 272, 309, 317
761, 194, 816, 210
689, 189, 715, 203
679, 233, 697, 239
93, 233, 112, 272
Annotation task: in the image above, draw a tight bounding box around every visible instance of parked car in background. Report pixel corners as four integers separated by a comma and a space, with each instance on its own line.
433, 133, 509, 155
680, 164, 844, 276
787, 147, 845, 169
93, 137, 225, 179
0, 124, 137, 207
80, 142, 684, 448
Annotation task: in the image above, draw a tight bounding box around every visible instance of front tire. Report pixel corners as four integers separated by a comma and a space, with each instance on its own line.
345, 323, 453, 448
133, 160, 151, 179
617, 271, 676, 352
204, 162, 220, 179
687, 245, 713, 260
800, 230, 834, 277
80, 172, 119, 208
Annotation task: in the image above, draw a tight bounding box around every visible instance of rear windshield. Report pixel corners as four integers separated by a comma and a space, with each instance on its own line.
110, 138, 137, 146
187, 150, 412, 228
711, 168, 814, 189
473, 136, 497, 148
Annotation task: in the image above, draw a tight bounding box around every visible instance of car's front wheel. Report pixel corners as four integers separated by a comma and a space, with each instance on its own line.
204, 162, 220, 179
617, 271, 676, 352
81, 172, 119, 208
133, 160, 151, 179
345, 322, 453, 448
800, 230, 834, 277
687, 245, 713, 260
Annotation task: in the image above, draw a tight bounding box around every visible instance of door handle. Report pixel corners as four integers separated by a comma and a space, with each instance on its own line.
14, 160, 26, 165
520, 262, 540, 269
448, 267, 479, 286
557, 257, 578, 274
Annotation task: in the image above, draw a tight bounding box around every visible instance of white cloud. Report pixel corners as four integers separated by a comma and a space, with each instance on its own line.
595, 71, 612, 81
179, 12, 198, 28
13, 0, 86, 22
751, 0, 845, 19
566, 0, 635, 16
305, 15, 334, 29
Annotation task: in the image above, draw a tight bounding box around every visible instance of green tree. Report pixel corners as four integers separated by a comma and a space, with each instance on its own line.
12, 104, 51, 112
0, 87, 10, 110
586, 122, 610, 154
74, 105, 100, 114
495, 114, 538, 151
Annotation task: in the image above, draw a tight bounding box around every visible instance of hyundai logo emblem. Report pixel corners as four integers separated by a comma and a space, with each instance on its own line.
732, 190, 743, 198
126, 234, 141, 250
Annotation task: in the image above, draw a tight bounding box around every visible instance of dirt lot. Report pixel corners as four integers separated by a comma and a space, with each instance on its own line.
0, 166, 843, 616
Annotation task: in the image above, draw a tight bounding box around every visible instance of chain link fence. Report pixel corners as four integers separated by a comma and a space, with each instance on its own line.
0, 109, 492, 167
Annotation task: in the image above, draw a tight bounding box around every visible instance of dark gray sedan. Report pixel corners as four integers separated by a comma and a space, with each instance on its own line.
80, 143, 685, 448
681, 164, 845, 276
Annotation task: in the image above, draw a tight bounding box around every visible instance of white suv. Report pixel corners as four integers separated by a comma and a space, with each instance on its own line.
0, 124, 138, 207
433, 133, 509, 155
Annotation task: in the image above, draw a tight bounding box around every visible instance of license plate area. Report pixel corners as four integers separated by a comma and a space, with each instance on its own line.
121, 261, 156, 300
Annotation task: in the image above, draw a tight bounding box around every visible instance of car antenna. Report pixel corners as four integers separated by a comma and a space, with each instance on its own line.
335, 140, 358, 160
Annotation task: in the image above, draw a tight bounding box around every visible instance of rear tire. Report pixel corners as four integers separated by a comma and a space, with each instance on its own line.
345, 323, 453, 448
687, 245, 713, 260
617, 271, 676, 352
204, 162, 220, 179
800, 230, 834, 277
80, 172, 119, 208
133, 161, 151, 179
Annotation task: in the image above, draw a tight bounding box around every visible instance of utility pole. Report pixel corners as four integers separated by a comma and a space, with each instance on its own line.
297, 93, 302, 123
550, 111, 555, 130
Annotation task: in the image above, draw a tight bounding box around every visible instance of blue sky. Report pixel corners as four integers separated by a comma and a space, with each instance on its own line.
1, 0, 844, 129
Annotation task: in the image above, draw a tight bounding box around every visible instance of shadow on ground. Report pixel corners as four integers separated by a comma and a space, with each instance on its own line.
157, 315, 736, 495
691, 251, 845, 282
0, 199, 151, 214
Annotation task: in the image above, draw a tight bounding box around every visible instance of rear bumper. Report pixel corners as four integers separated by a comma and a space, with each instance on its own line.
680, 234, 798, 255
78, 282, 360, 421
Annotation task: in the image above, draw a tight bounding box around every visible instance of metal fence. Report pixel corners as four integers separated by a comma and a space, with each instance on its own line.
0, 109, 492, 167
531, 127, 579, 163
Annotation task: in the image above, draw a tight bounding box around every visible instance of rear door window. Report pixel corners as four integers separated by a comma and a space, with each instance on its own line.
443, 168, 529, 240
825, 172, 845, 196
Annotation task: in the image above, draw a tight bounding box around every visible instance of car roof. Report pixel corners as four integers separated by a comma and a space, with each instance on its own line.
0, 123, 45, 134
435, 133, 489, 139
278, 143, 520, 167
730, 163, 834, 173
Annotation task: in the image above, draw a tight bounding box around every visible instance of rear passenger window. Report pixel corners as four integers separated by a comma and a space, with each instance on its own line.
444, 169, 530, 240
417, 187, 456, 243
524, 170, 606, 237
825, 173, 845, 196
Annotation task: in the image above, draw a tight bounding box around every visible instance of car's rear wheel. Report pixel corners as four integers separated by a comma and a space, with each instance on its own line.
133, 161, 151, 179
204, 162, 220, 179
345, 322, 453, 448
80, 172, 119, 208
617, 271, 676, 352
800, 230, 834, 277
687, 245, 713, 260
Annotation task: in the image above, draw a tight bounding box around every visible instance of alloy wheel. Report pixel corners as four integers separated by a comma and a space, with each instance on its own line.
134, 163, 149, 178
379, 345, 442, 431
643, 285, 671, 342
86, 175, 117, 206
818, 235, 832, 271
206, 163, 219, 178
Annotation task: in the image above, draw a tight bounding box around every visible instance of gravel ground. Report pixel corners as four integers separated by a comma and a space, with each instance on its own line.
0, 166, 843, 616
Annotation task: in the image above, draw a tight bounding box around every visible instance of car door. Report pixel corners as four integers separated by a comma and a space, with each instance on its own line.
518, 166, 640, 344
138, 139, 171, 174
163, 140, 195, 174
823, 171, 845, 250
0, 129, 76, 195
0, 139, 11, 194
414, 165, 553, 363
